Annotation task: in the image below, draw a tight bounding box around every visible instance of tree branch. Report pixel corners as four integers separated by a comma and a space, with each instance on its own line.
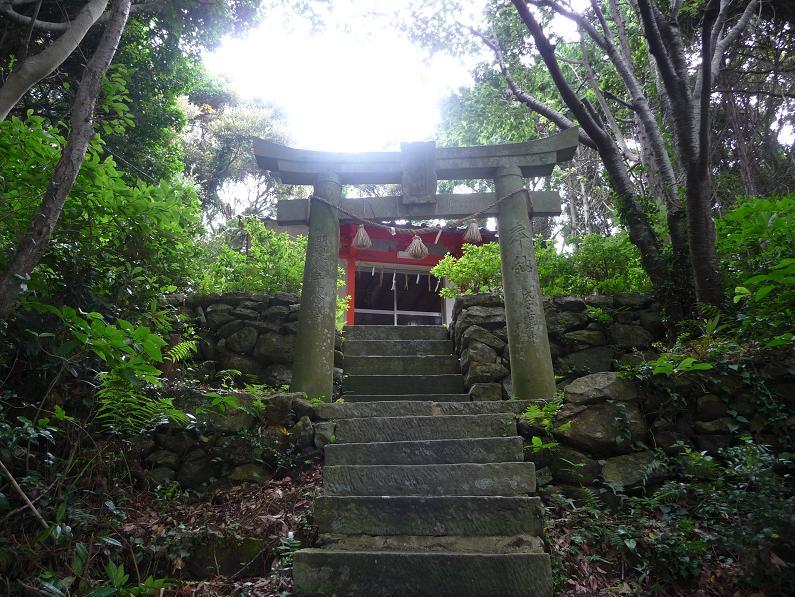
459, 22, 597, 149
0, 0, 166, 32
0, 0, 109, 119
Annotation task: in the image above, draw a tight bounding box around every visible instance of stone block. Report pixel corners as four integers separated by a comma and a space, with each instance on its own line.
549, 446, 601, 485
154, 430, 195, 455
314, 421, 336, 448
313, 495, 544, 536
323, 462, 536, 496
325, 437, 523, 466
615, 293, 653, 308
694, 417, 733, 434
177, 449, 219, 488
552, 296, 587, 312
293, 551, 552, 597
696, 394, 728, 421
545, 310, 588, 338
461, 325, 506, 351
263, 364, 292, 388
289, 415, 314, 449
230, 307, 259, 320
334, 414, 515, 444
563, 329, 607, 347
602, 451, 656, 488
465, 362, 509, 386
558, 346, 614, 375
270, 292, 298, 305
608, 323, 653, 349
564, 372, 638, 405
462, 341, 497, 370
556, 401, 647, 456
584, 295, 614, 308
252, 332, 294, 364
225, 326, 258, 354
145, 449, 179, 469
206, 310, 235, 329
227, 463, 272, 483
469, 382, 503, 401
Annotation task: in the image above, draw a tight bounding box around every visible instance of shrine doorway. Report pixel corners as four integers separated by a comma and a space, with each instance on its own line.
353, 265, 444, 326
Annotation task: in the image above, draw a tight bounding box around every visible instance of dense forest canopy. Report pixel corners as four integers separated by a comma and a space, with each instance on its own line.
0, 0, 794, 595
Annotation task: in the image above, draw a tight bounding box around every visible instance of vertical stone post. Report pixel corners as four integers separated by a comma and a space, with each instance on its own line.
495, 166, 556, 400
291, 172, 342, 401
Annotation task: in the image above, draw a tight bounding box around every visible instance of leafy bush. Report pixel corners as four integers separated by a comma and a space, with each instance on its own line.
717, 195, 795, 288
0, 115, 204, 318
431, 234, 650, 298
44, 305, 187, 435
536, 233, 650, 296
549, 442, 795, 594
431, 242, 502, 298
198, 217, 307, 295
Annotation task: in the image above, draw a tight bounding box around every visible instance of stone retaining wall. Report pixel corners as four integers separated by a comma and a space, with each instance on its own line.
450, 292, 665, 400
134, 293, 342, 490
450, 292, 795, 496
189, 292, 342, 388
134, 390, 334, 490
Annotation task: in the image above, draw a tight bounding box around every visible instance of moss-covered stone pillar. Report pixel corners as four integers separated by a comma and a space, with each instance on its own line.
495, 166, 556, 400
291, 172, 341, 400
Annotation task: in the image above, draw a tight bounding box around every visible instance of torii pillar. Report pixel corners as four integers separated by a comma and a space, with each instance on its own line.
496, 166, 556, 400
291, 172, 341, 399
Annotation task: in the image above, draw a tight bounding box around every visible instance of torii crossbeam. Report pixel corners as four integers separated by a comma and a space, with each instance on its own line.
254, 128, 579, 401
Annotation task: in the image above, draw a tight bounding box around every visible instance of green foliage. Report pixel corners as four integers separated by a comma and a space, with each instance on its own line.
430, 242, 502, 298
44, 305, 187, 435
733, 257, 795, 347
717, 195, 795, 288
550, 442, 795, 593
198, 217, 306, 295
431, 234, 650, 298
523, 394, 571, 453
0, 115, 204, 317
536, 233, 651, 297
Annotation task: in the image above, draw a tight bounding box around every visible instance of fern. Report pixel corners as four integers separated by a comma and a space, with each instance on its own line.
166, 340, 197, 363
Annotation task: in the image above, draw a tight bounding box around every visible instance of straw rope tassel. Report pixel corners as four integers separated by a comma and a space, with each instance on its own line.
353, 224, 372, 249
406, 234, 429, 259
463, 220, 482, 244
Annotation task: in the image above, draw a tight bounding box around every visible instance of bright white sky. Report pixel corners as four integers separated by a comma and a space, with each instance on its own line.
203, 2, 485, 152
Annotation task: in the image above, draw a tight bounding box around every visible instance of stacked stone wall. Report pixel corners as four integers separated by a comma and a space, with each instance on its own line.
134, 293, 341, 490
451, 292, 795, 495
451, 292, 665, 400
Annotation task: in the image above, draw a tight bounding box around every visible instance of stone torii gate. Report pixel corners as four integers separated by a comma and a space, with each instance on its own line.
253, 127, 579, 402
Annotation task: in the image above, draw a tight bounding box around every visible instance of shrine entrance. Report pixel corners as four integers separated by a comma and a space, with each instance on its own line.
253, 128, 579, 401
353, 266, 443, 326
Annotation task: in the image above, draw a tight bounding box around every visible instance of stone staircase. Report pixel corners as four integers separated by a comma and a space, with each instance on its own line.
293, 325, 553, 596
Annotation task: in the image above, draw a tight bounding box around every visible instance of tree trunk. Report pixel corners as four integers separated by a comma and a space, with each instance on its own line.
0, 0, 131, 319
0, 0, 109, 120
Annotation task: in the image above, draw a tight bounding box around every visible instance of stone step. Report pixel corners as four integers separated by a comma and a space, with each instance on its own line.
325, 437, 524, 465
344, 325, 449, 341
334, 414, 515, 443
313, 496, 545, 536
317, 534, 544, 553
293, 550, 553, 597
343, 374, 465, 395
344, 355, 460, 375
341, 393, 469, 403
344, 339, 453, 356
324, 462, 536, 496
317, 399, 527, 419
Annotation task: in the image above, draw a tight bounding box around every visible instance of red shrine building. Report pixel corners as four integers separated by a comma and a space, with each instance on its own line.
267, 218, 493, 326
339, 223, 493, 326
